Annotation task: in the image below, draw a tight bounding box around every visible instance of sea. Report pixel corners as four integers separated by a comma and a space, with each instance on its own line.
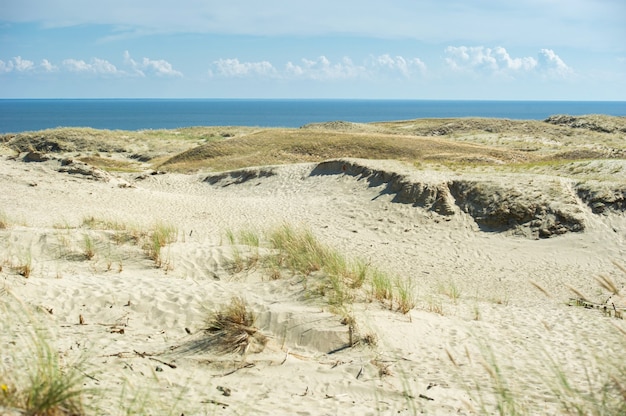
0, 99, 624, 134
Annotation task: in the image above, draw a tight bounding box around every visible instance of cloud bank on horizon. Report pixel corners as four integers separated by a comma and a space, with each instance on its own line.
1, 0, 624, 99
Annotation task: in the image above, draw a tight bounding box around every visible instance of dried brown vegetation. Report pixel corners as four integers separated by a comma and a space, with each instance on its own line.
203, 297, 268, 355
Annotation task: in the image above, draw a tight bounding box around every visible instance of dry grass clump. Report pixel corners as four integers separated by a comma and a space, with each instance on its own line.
12, 251, 33, 278
203, 297, 267, 355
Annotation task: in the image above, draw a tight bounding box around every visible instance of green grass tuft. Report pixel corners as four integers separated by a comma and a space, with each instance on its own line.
144, 222, 177, 268
1, 299, 92, 415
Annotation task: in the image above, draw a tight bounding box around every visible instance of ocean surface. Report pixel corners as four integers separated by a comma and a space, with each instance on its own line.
1, 99, 624, 134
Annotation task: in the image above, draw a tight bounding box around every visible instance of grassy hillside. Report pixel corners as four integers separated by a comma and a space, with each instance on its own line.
2, 115, 624, 178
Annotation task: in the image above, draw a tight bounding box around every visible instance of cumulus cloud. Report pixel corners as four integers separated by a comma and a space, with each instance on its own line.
1, 53, 182, 78
0, 56, 60, 73
40, 59, 58, 72
210, 54, 427, 81
285, 56, 365, 80
209, 58, 277, 77
445, 46, 573, 79
537, 48, 573, 78
62, 58, 122, 75
0, 56, 35, 73
445, 46, 537, 74
123, 51, 182, 77
369, 54, 427, 78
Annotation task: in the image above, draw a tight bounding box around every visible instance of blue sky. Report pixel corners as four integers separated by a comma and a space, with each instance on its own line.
1, 0, 625, 99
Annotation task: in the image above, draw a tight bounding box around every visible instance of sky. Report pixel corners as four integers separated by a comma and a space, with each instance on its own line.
1, 0, 625, 99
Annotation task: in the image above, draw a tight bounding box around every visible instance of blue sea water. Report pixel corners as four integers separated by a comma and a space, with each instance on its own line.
0, 99, 624, 134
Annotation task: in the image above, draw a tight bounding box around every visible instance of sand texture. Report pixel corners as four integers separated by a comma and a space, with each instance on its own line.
1, 117, 625, 415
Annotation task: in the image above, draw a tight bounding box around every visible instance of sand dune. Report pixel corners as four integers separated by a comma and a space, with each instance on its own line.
1, 120, 625, 415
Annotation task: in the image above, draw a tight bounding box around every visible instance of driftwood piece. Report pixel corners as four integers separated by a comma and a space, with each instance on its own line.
568, 298, 624, 319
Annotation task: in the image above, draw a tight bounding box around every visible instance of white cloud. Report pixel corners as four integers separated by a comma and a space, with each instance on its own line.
492, 47, 537, 71
40, 59, 58, 72
445, 46, 572, 79
0, 56, 35, 73
123, 51, 182, 77
369, 54, 427, 78
445, 46, 537, 74
537, 49, 573, 78
13, 56, 35, 71
62, 58, 122, 75
0, 53, 182, 77
210, 55, 427, 81
285, 56, 365, 80
209, 58, 277, 77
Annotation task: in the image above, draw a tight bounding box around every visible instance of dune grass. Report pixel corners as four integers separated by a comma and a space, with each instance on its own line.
143, 222, 177, 268
159, 128, 527, 173
371, 269, 394, 305
450, 262, 626, 415
76, 155, 143, 173
457, 333, 626, 416
82, 234, 96, 260
224, 224, 415, 314
1, 298, 92, 415
82, 216, 178, 268
5, 116, 625, 178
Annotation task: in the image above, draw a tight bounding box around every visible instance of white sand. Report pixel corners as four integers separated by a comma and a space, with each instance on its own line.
1, 155, 625, 415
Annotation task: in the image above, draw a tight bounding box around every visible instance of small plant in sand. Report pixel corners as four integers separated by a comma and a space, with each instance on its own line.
424, 296, 444, 316
0, 210, 9, 229
144, 222, 177, 268
203, 297, 267, 355
224, 224, 411, 312
268, 224, 328, 275
82, 234, 96, 260
82, 215, 144, 246
224, 228, 261, 272
395, 277, 416, 315
13, 251, 33, 278
237, 229, 260, 248
1, 301, 91, 415
439, 280, 462, 304
371, 269, 393, 305
266, 224, 368, 307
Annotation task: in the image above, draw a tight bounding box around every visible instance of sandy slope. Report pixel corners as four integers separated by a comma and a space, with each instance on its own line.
1, 154, 625, 415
